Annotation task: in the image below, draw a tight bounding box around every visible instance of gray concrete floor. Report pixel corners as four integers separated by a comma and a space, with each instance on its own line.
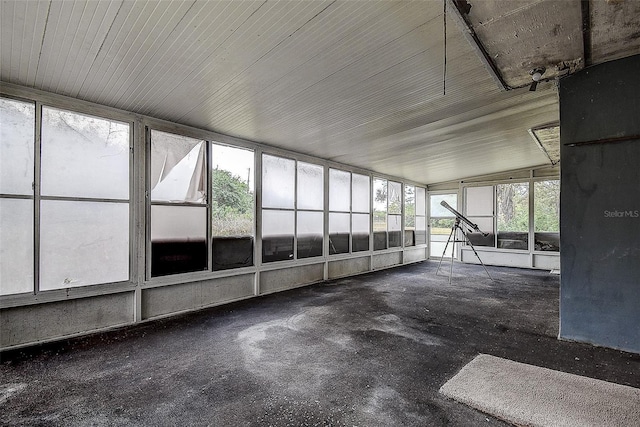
1, 262, 639, 426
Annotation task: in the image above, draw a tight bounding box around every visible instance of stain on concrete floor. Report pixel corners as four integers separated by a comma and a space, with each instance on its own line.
1, 262, 638, 426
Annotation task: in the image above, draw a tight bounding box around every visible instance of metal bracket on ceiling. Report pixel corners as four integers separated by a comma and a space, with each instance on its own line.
446, 0, 511, 91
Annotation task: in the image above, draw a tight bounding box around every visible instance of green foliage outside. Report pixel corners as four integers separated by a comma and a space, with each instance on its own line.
497, 183, 529, 232
534, 180, 560, 232
431, 218, 454, 235
212, 168, 253, 236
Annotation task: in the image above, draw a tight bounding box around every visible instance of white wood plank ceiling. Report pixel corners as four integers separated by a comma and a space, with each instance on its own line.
1, 1, 637, 184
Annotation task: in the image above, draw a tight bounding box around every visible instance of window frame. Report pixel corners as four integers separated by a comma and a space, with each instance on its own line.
0, 95, 135, 295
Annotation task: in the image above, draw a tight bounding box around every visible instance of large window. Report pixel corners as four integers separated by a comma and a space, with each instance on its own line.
463, 179, 559, 253
497, 183, 529, 250
373, 178, 402, 250
534, 180, 560, 252
404, 186, 427, 247
429, 193, 457, 258
149, 130, 255, 276
0, 98, 131, 294
150, 131, 208, 276
351, 173, 371, 252
212, 144, 255, 269
464, 186, 495, 247
328, 169, 371, 254
297, 162, 324, 258
41, 107, 131, 290
262, 154, 324, 263
1, 98, 35, 295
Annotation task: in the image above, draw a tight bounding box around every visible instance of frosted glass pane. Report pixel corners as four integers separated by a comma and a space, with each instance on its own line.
466, 186, 493, 216
352, 213, 370, 252
262, 154, 295, 209
297, 211, 323, 259
470, 217, 494, 234
297, 162, 323, 210
329, 169, 350, 212
0, 198, 34, 295
329, 212, 350, 234
211, 144, 254, 237
151, 205, 206, 241
151, 205, 207, 276
352, 173, 370, 213
388, 181, 402, 214
151, 130, 206, 203
1, 98, 34, 195
415, 216, 427, 246
416, 187, 426, 216
40, 201, 129, 290
262, 210, 294, 262
329, 212, 350, 255
352, 213, 369, 234
430, 194, 457, 217
262, 209, 294, 237
41, 107, 129, 199
297, 211, 323, 235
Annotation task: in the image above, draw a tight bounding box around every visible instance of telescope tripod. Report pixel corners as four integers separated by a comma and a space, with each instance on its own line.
436, 218, 493, 284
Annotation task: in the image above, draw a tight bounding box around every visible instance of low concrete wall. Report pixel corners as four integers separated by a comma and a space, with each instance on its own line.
141, 274, 255, 320
0, 292, 134, 349
259, 263, 324, 295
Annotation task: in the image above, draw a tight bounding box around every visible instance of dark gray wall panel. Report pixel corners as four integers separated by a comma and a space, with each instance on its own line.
0, 292, 134, 348
560, 55, 640, 354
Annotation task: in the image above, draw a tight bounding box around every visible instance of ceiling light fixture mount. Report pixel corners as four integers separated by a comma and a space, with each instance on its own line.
529, 67, 546, 91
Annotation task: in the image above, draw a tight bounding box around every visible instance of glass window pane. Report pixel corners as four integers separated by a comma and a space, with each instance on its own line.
329, 169, 350, 212
388, 181, 402, 214
1, 98, 34, 195
211, 144, 254, 237
497, 183, 529, 250
373, 178, 387, 234
0, 198, 34, 295
416, 187, 426, 216
151, 130, 206, 203
151, 205, 207, 277
534, 180, 560, 252
41, 107, 130, 199
297, 162, 324, 211
466, 186, 494, 216
430, 194, 457, 217
262, 209, 294, 262
352, 173, 370, 213
415, 216, 427, 246
329, 212, 350, 254
352, 213, 370, 252
430, 218, 455, 258
262, 154, 295, 209
388, 214, 402, 247
297, 211, 323, 258
405, 185, 415, 229
40, 200, 129, 290
466, 216, 495, 247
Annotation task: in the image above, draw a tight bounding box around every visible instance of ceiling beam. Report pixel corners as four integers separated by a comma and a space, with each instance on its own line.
447, 0, 510, 91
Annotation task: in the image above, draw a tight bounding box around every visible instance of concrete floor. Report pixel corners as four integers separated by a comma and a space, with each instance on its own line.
1, 262, 639, 426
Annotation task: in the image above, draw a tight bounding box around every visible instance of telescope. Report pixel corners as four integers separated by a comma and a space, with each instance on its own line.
440, 200, 489, 237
